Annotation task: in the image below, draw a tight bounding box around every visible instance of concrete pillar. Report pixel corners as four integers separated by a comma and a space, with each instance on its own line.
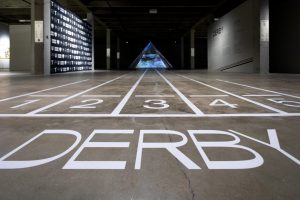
259, 0, 269, 74
106, 29, 111, 70
87, 12, 95, 71
43, 0, 51, 75
181, 37, 184, 69
190, 29, 195, 70
31, 0, 45, 74
117, 37, 120, 70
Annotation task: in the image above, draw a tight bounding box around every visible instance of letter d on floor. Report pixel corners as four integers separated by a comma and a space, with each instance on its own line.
0, 130, 81, 169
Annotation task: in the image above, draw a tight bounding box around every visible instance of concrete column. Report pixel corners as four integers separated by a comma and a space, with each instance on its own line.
190, 29, 195, 70
106, 29, 111, 70
87, 12, 95, 71
259, 0, 269, 74
31, 0, 45, 74
43, 0, 51, 75
180, 37, 184, 69
117, 37, 120, 70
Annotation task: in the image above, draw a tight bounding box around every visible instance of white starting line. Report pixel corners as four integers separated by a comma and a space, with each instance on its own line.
30, 95, 69, 97
190, 95, 229, 97
81, 95, 122, 98
242, 94, 282, 97
0, 113, 299, 118
0, 70, 299, 118
135, 95, 175, 98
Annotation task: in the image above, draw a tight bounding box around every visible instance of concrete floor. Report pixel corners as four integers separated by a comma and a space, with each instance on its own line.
0, 70, 299, 200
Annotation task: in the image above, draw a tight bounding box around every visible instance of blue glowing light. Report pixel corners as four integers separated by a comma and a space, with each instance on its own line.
131, 42, 172, 69
136, 54, 167, 69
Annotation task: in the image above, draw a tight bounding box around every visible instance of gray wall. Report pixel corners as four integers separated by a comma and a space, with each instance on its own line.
0, 22, 10, 69
9, 25, 32, 72
208, 0, 259, 73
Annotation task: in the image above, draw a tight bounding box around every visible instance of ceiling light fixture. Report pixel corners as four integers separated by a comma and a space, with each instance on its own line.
19, 19, 31, 23
149, 9, 158, 14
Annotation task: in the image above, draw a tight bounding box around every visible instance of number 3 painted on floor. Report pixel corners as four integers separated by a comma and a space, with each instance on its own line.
143, 99, 170, 110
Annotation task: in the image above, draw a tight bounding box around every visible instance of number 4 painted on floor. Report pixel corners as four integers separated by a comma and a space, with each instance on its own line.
209, 99, 238, 108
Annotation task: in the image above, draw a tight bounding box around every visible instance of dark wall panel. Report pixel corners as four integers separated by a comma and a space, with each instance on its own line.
184, 34, 191, 69
94, 31, 106, 70
195, 38, 208, 69
270, 1, 300, 73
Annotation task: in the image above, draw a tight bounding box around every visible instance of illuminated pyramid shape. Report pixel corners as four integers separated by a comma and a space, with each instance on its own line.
130, 42, 173, 69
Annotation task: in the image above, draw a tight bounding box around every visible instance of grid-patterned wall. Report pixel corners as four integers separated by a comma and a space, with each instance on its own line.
50, 0, 92, 73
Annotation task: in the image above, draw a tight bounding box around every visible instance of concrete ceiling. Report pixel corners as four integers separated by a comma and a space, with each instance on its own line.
0, 0, 246, 38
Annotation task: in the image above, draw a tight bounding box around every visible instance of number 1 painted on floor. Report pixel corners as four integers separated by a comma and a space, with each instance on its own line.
11, 99, 40, 109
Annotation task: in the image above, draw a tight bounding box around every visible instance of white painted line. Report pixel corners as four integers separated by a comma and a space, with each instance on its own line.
229, 129, 300, 165
242, 94, 282, 97
156, 70, 204, 115
0, 80, 89, 102
11, 99, 40, 109
27, 74, 127, 115
82, 95, 121, 98
30, 95, 68, 97
177, 74, 288, 114
204, 113, 300, 117
217, 79, 300, 99
121, 113, 300, 117
135, 95, 175, 98
190, 95, 229, 97
0, 113, 299, 118
111, 70, 148, 115
267, 129, 281, 148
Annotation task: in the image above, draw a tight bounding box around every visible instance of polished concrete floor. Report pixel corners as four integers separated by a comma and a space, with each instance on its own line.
0, 69, 299, 200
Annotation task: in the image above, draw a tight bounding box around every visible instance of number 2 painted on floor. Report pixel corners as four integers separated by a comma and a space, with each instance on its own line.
70, 99, 103, 109
143, 99, 170, 110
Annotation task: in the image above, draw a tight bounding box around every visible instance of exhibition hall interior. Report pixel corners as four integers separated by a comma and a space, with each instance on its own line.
0, 0, 299, 199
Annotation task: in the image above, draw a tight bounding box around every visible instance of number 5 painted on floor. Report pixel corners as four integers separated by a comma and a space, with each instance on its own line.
268, 98, 300, 108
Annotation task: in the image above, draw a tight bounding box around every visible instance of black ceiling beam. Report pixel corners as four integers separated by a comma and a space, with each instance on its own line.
103, 0, 126, 31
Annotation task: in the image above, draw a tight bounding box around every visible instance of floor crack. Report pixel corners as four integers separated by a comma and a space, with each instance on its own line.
164, 120, 195, 200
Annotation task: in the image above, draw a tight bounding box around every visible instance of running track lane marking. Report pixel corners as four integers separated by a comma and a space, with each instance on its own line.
242, 94, 281, 97
135, 95, 175, 98
0, 79, 89, 102
27, 74, 127, 115
82, 95, 121, 98
176, 74, 288, 114
0, 113, 299, 118
30, 95, 68, 97
156, 70, 204, 116
190, 95, 228, 97
217, 79, 300, 99
111, 70, 148, 116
